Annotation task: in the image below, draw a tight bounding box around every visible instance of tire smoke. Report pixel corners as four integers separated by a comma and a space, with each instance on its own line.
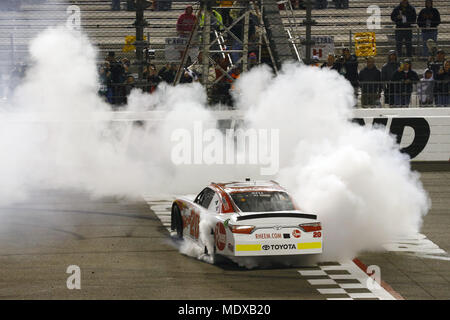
0, 27, 430, 263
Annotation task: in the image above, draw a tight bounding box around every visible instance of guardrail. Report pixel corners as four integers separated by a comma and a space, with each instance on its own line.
4, 78, 447, 108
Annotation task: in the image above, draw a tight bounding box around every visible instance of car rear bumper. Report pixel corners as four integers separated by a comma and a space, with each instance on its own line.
231, 240, 322, 256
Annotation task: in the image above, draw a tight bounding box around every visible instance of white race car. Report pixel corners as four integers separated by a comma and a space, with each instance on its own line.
171, 180, 322, 260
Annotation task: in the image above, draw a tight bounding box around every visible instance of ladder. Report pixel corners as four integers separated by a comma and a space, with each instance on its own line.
276, 0, 302, 62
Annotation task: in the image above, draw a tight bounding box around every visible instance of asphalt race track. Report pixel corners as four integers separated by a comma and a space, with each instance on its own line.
0, 169, 448, 300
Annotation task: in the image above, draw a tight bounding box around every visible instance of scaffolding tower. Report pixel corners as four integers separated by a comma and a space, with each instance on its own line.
173, 0, 300, 102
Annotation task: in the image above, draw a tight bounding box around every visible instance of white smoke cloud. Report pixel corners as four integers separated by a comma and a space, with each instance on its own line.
235, 64, 430, 261
0, 27, 430, 264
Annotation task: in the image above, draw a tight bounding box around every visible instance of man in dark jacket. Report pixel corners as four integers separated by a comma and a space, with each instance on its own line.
359, 57, 382, 107
381, 50, 401, 106
417, 0, 441, 57
434, 60, 449, 106
106, 52, 125, 105
391, 0, 417, 57
340, 48, 359, 91
428, 49, 446, 76
158, 63, 178, 84
391, 59, 419, 107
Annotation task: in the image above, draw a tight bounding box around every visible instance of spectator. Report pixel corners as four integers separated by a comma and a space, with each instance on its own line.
381, 50, 401, 106
98, 65, 112, 103
391, 0, 417, 57
177, 5, 197, 37
200, 9, 224, 32
112, 0, 121, 11
179, 68, 195, 84
248, 52, 258, 70
359, 57, 382, 107
124, 75, 135, 104
315, 0, 328, 9
434, 60, 450, 106
106, 52, 125, 105
310, 55, 320, 67
428, 49, 446, 76
334, 0, 349, 9
391, 59, 419, 107
321, 54, 341, 72
417, 0, 441, 57
143, 64, 161, 93
340, 48, 359, 90
417, 69, 435, 106
121, 58, 131, 75
158, 63, 177, 84
211, 54, 231, 105
188, 52, 215, 83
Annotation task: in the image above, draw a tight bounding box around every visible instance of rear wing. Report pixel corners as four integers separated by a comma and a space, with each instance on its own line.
236, 212, 317, 221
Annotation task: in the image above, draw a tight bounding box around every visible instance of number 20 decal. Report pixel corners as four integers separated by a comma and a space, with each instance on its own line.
313, 231, 322, 238
189, 210, 200, 239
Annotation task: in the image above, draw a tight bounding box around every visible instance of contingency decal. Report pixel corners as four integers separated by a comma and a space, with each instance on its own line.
215, 222, 227, 251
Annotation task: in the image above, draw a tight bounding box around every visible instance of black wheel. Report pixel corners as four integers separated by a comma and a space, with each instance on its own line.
171, 204, 183, 239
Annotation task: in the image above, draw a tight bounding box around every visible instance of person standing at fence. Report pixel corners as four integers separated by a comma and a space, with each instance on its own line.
106, 52, 125, 105
428, 49, 446, 76
434, 60, 450, 106
391, 59, 419, 107
340, 48, 359, 93
358, 57, 382, 108
417, 69, 435, 106
391, 0, 417, 58
381, 50, 401, 107
417, 0, 441, 57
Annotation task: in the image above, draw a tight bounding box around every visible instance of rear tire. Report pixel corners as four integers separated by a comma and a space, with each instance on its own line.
207, 229, 224, 265
171, 204, 183, 240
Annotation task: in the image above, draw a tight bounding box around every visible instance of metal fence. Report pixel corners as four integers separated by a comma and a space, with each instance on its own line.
1, 0, 449, 107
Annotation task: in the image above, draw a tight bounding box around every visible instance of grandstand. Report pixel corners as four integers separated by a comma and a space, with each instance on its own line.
1, 0, 449, 103
1, 0, 449, 72
283, 0, 450, 62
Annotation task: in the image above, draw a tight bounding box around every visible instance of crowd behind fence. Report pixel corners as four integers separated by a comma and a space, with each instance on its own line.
0, 0, 449, 108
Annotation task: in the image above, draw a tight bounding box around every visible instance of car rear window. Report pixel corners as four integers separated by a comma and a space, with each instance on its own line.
230, 191, 295, 212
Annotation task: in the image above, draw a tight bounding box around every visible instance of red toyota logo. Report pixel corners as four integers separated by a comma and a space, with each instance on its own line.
292, 229, 301, 238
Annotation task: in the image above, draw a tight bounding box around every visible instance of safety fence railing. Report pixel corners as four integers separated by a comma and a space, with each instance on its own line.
353, 80, 449, 108
96, 79, 450, 108
6, 77, 446, 108
1, 59, 448, 108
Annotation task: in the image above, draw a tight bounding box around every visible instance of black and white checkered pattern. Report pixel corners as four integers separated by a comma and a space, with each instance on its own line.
297, 262, 395, 300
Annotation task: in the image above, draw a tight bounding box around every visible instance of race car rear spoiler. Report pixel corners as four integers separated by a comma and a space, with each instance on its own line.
236, 212, 317, 221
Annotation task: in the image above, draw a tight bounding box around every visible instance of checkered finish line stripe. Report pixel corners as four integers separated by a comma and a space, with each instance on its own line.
297, 262, 397, 300
143, 195, 175, 233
